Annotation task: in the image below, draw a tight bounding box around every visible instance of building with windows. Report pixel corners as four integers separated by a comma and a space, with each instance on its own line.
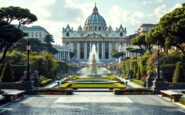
61, 5, 128, 63
19, 25, 50, 43
137, 24, 156, 35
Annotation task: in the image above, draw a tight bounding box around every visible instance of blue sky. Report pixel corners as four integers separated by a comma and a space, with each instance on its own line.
0, 0, 184, 44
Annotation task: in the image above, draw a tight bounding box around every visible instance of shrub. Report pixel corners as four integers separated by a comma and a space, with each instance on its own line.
173, 62, 185, 83
180, 98, 185, 105
137, 54, 150, 75
159, 53, 185, 65
160, 64, 176, 82
11, 65, 25, 81
0, 62, 14, 82
132, 79, 145, 87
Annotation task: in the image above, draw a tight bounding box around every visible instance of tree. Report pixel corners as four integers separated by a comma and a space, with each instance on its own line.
111, 50, 125, 59
173, 62, 185, 83
16, 38, 46, 52
148, 3, 185, 54
44, 34, 58, 54
0, 6, 37, 28
0, 62, 13, 82
0, 21, 26, 63
132, 34, 153, 54
126, 47, 145, 56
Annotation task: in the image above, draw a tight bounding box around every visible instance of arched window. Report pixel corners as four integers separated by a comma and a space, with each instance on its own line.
120, 32, 123, 36
66, 32, 69, 37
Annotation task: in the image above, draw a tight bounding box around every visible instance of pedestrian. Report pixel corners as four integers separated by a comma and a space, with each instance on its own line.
125, 81, 128, 87
58, 81, 60, 87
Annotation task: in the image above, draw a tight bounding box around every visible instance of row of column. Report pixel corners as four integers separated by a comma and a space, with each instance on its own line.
54, 51, 70, 61
72, 42, 115, 61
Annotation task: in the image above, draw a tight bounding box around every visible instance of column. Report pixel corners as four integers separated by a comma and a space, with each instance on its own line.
57, 51, 62, 60
68, 51, 70, 61
70, 43, 74, 52
97, 42, 99, 58
102, 42, 105, 60
90, 42, 92, 51
63, 51, 66, 60
109, 42, 112, 60
77, 42, 80, 60
84, 42, 87, 61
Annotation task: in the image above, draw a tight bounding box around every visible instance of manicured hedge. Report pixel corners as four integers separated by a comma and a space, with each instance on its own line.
40, 79, 53, 87
11, 65, 25, 81
114, 88, 153, 95
180, 98, 185, 105
132, 79, 145, 87
160, 64, 176, 82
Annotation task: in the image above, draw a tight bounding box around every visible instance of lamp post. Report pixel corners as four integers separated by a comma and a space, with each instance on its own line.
26, 40, 31, 81
156, 40, 160, 81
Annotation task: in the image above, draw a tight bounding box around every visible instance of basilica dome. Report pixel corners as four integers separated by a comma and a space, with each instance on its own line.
84, 5, 107, 31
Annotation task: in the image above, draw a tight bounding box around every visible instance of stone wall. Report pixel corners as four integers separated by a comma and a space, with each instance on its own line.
166, 82, 185, 89
0, 81, 23, 90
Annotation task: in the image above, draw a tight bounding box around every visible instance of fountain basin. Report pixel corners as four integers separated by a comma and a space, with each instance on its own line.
67, 79, 118, 84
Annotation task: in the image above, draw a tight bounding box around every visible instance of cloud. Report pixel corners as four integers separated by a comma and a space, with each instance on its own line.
168, 3, 182, 12
153, 4, 167, 18
106, 5, 148, 34
46, 0, 83, 23
142, 0, 152, 5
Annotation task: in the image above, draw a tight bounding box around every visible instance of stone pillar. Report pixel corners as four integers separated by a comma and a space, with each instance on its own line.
84, 42, 87, 61
68, 51, 70, 61
70, 43, 74, 52
102, 42, 105, 60
90, 42, 92, 51
77, 42, 80, 60
109, 42, 112, 60
97, 42, 99, 59
59, 51, 61, 60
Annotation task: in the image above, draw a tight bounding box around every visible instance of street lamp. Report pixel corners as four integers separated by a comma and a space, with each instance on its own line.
156, 40, 160, 80
26, 40, 31, 81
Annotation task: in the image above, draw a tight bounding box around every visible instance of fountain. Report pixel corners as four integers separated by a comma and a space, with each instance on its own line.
76, 44, 111, 77
89, 53, 98, 77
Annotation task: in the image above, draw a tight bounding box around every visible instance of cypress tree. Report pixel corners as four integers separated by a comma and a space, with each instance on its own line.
173, 62, 185, 83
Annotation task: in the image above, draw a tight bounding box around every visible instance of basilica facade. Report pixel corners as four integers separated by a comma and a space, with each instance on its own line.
61, 5, 128, 63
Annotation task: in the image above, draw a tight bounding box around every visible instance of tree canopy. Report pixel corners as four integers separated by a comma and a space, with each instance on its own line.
0, 6, 37, 28
111, 50, 125, 59
15, 38, 46, 52
131, 34, 153, 54
0, 21, 26, 63
44, 34, 58, 54
146, 3, 185, 54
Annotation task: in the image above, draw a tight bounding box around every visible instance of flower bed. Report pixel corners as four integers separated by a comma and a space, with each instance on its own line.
114, 88, 153, 95
132, 79, 145, 87
180, 98, 185, 105
40, 79, 53, 87
34, 88, 73, 95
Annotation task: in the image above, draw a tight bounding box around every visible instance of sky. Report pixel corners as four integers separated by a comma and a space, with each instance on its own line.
0, 0, 184, 45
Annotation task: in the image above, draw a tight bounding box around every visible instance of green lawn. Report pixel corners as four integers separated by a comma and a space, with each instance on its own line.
60, 82, 125, 89
60, 76, 125, 89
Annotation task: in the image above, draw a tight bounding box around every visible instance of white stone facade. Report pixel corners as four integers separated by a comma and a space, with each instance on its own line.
19, 25, 50, 43
53, 45, 70, 61
61, 5, 127, 63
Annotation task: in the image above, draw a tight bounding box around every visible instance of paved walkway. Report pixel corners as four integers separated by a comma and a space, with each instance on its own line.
44, 77, 68, 88
116, 76, 143, 88
1, 92, 185, 115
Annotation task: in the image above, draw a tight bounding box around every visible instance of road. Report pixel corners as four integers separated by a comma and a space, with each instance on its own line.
1, 92, 185, 115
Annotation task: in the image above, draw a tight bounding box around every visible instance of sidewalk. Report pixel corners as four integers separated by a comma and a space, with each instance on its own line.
116, 76, 143, 88
44, 77, 68, 88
